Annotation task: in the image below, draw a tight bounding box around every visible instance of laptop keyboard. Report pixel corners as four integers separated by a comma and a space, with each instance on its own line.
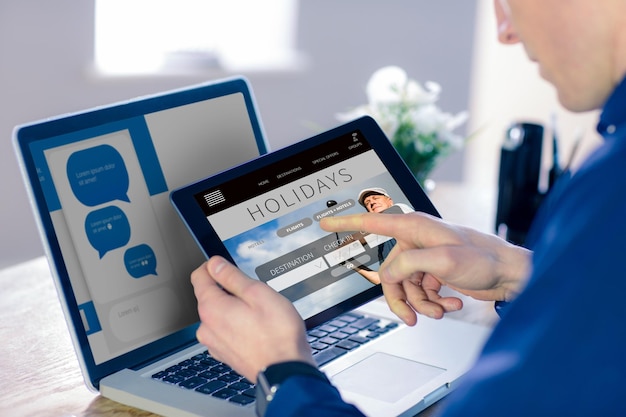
309, 312, 399, 366
152, 352, 256, 405
151, 311, 398, 406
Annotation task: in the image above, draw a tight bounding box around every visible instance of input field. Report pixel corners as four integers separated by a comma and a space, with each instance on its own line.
266, 258, 330, 292
323, 240, 366, 267
363, 233, 393, 248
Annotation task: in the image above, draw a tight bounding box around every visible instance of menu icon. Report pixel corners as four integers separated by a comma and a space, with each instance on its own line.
204, 190, 225, 207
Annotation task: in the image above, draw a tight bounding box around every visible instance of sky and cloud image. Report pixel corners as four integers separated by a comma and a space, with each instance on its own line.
222, 173, 409, 279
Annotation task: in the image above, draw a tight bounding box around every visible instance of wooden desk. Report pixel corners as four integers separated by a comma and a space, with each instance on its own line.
0, 182, 498, 417
0, 256, 152, 417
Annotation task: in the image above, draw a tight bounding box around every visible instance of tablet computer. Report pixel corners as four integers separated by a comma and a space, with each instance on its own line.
170, 115, 439, 328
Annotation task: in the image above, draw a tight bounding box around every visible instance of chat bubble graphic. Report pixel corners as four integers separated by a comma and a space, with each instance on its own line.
124, 244, 157, 278
85, 206, 131, 258
67, 144, 130, 206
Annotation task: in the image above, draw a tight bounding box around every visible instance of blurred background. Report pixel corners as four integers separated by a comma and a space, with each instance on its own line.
0, 0, 600, 269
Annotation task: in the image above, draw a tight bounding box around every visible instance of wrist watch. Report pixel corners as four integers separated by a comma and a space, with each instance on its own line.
255, 361, 328, 417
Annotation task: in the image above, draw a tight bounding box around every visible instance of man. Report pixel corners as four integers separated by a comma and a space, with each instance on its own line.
357, 187, 413, 214
191, 1, 626, 415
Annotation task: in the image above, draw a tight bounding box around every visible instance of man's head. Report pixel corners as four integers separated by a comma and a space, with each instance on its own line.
358, 187, 394, 213
494, 0, 626, 112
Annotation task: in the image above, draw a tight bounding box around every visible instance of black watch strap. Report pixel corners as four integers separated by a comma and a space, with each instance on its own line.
256, 361, 328, 417
263, 361, 328, 385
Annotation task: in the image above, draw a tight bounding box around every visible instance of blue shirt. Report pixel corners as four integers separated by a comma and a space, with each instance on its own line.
267, 78, 626, 417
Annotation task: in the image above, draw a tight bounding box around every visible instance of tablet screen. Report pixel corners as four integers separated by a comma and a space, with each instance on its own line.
172, 116, 439, 327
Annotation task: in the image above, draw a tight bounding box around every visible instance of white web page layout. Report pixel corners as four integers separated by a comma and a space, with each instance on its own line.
199, 141, 414, 319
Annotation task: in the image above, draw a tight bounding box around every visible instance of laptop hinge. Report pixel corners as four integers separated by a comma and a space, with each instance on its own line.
130, 338, 199, 371
423, 382, 452, 407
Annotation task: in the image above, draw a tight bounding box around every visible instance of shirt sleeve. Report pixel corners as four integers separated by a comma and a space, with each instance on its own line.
493, 300, 510, 317
437, 134, 626, 417
267, 375, 365, 417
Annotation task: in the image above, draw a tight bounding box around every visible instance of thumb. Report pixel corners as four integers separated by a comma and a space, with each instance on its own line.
206, 256, 257, 298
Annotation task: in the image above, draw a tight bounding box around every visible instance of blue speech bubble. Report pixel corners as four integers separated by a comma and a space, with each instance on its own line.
85, 206, 131, 258
67, 144, 130, 206
124, 244, 157, 278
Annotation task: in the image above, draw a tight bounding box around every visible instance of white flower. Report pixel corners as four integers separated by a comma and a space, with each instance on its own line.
336, 66, 469, 183
337, 65, 466, 141
366, 66, 440, 106
366, 66, 408, 104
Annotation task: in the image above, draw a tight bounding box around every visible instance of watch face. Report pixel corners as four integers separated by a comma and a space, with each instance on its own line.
255, 361, 329, 416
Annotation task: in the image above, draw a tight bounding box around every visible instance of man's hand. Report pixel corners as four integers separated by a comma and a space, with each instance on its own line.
321, 212, 530, 325
191, 256, 315, 382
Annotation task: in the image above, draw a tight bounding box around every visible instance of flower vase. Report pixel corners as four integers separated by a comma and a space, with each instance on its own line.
391, 140, 439, 192
411, 163, 437, 190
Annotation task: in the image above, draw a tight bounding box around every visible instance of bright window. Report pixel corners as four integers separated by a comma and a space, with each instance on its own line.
95, 0, 300, 75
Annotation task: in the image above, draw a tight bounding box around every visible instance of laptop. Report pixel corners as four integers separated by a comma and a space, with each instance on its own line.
12, 77, 275, 415
171, 115, 492, 417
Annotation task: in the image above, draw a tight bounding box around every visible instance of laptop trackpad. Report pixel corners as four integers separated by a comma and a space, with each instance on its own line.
331, 352, 446, 403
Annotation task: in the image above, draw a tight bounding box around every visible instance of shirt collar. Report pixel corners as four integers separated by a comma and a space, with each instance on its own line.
597, 76, 626, 138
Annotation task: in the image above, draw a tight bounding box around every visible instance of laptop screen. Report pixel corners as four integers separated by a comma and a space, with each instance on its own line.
14, 78, 268, 376
171, 116, 439, 328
